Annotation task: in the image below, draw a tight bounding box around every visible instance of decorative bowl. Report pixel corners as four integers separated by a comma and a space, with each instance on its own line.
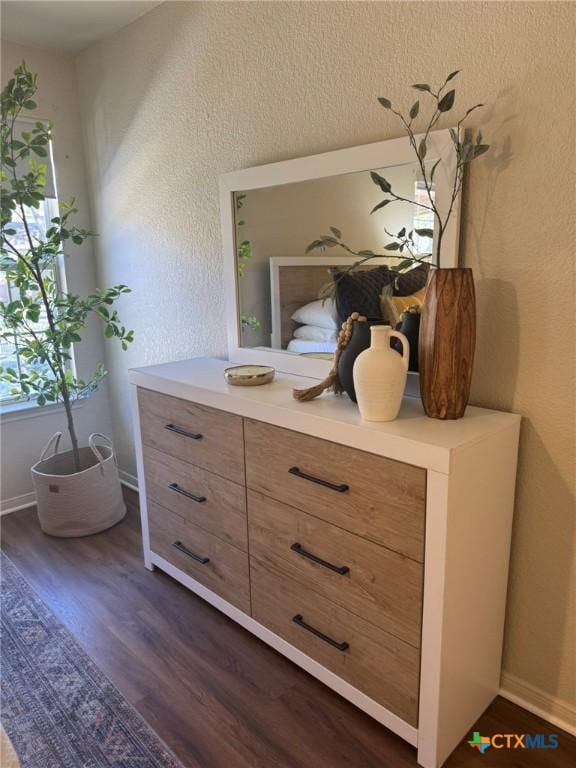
224, 365, 275, 386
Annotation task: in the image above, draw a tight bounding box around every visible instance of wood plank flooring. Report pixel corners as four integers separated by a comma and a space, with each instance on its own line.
2, 489, 574, 768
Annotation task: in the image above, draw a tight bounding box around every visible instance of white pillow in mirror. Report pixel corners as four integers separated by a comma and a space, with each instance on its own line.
291, 298, 339, 330
293, 325, 338, 342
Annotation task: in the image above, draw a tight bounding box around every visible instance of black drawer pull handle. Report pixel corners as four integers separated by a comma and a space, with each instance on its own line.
165, 423, 203, 440
172, 540, 210, 564
292, 614, 349, 651
168, 483, 206, 504
288, 466, 349, 493
290, 543, 349, 575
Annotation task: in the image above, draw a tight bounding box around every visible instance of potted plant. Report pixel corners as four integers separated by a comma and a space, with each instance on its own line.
1, 63, 134, 536
308, 71, 490, 419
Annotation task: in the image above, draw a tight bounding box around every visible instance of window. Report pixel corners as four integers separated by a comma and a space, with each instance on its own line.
1, 119, 60, 407
412, 179, 436, 257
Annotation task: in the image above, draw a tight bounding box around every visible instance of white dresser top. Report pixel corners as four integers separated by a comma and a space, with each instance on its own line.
129, 357, 520, 474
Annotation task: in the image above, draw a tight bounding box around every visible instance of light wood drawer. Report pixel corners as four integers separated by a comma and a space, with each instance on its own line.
143, 446, 247, 551
148, 500, 250, 613
138, 388, 244, 484
251, 559, 420, 726
248, 491, 422, 647
245, 419, 426, 561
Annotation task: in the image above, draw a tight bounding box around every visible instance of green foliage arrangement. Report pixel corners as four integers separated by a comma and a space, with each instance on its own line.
1, 63, 134, 471
307, 70, 490, 271
235, 193, 253, 279
235, 192, 261, 337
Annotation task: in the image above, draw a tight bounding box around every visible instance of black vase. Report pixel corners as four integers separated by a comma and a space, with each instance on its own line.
395, 312, 421, 372
337, 318, 388, 403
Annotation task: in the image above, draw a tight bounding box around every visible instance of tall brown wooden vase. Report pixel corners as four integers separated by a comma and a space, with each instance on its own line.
419, 268, 476, 419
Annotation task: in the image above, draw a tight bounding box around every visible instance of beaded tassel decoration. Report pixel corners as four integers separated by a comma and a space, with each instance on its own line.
292, 312, 367, 402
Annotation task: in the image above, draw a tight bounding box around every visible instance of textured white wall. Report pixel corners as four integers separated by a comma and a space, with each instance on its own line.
76, 2, 575, 720
0, 43, 113, 507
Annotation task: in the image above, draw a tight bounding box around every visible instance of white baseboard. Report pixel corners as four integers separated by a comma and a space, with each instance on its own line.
0, 491, 36, 515
118, 470, 138, 493
500, 672, 576, 736
1, 469, 139, 516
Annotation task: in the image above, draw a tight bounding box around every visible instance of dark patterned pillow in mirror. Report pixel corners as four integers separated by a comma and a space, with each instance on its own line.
394, 264, 430, 296
334, 266, 393, 323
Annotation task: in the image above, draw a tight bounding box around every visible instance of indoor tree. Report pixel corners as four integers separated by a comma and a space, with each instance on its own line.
1, 62, 133, 471
235, 192, 261, 339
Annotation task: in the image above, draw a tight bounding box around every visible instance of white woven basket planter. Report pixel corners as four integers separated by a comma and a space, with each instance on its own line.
31, 432, 126, 537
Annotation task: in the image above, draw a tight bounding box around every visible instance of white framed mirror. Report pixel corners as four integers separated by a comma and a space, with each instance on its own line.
220, 130, 461, 379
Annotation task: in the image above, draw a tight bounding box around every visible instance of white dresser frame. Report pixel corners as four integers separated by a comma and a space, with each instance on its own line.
129, 357, 520, 767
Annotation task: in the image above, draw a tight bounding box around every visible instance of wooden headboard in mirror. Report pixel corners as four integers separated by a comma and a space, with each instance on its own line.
270, 256, 390, 351
220, 130, 461, 379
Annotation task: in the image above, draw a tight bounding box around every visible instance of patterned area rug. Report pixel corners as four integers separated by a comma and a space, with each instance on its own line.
1, 552, 183, 768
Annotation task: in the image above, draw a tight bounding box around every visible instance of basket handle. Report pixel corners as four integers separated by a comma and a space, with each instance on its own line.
88, 433, 115, 464
39, 432, 62, 462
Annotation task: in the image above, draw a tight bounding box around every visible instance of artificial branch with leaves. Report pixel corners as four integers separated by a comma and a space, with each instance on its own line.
1, 63, 134, 471
307, 70, 490, 271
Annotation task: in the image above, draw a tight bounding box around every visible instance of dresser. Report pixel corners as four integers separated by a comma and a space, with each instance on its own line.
129, 357, 520, 767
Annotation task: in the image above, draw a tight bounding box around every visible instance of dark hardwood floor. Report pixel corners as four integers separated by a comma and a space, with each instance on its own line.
2, 489, 574, 768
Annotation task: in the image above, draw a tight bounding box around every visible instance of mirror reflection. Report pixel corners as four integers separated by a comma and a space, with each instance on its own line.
236, 162, 435, 357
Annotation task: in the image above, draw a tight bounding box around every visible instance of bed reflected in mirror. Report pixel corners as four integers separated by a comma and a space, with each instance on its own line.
235, 162, 436, 358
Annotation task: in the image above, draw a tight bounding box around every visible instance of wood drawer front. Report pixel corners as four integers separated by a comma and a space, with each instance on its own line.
248, 491, 422, 648
143, 446, 247, 551
244, 419, 425, 561
138, 388, 244, 484
251, 559, 419, 726
148, 500, 250, 613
